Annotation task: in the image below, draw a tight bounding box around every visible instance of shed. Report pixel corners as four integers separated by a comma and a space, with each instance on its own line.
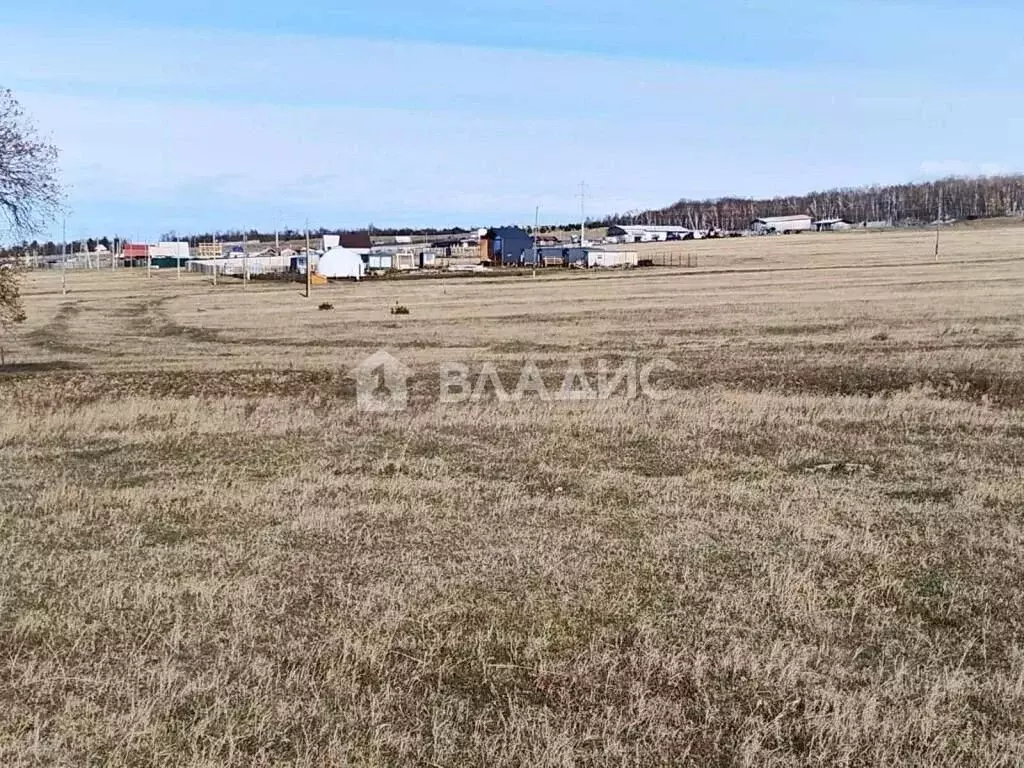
366, 253, 394, 271
392, 251, 418, 270
751, 215, 814, 234
317, 247, 366, 280
122, 243, 149, 266
813, 218, 853, 232
290, 253, 320, 274
588, 250, 639, 269
536, 245, 588, 267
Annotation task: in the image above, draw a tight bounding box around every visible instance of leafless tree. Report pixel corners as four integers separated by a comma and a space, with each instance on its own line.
0, 88, 59, 366
0, 88, 61, 236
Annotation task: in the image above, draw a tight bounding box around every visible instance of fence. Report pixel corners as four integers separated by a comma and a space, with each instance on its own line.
632, 251, 701, 268
28, 255, 123, 270
188, 255, 293, 277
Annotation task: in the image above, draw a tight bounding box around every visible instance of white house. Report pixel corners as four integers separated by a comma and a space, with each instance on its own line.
317, 247, 366, 280
751, 215, 814, 234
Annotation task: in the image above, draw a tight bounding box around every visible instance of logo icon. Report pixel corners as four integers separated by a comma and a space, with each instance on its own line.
352, 350, 413, 412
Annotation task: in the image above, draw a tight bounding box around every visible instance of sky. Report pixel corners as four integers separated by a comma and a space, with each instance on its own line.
3, 0, 1024, 240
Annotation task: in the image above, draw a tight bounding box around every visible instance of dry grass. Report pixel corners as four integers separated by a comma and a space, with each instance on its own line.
2, 227, 1024, 766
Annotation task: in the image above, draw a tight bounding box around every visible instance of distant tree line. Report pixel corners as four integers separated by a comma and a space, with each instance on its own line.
599, 175, 1024, 231
0, 236, 115, 259
6, 175, 1024, 261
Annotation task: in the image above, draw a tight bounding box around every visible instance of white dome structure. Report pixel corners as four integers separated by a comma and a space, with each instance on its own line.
316, 247, 366, 280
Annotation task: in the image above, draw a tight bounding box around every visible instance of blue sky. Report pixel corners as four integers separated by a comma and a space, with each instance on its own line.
4, 1, 1024, 240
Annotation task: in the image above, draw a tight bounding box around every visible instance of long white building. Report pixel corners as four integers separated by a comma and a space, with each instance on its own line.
605, 224, 698, 243
751, 215, 814, 234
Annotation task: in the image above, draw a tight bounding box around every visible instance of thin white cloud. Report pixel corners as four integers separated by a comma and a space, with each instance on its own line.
3, 23, 1023, 236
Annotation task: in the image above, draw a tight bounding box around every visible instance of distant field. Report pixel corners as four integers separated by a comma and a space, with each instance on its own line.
2, 226, 1024, 765
603, 220, 1024, 267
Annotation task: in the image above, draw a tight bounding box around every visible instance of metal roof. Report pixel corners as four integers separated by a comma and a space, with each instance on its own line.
753, 215, 813, 224
483, 226, 530, 238
609, 224, 693, 233
338, 233, 373, 249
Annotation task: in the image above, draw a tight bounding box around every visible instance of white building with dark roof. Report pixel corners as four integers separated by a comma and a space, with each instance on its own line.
605, 224, 698, 243
813, 218, 853, 232
751, 215, 814, 234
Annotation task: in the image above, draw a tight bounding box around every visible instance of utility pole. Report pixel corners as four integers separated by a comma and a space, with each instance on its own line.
61, 215, 67, 295
533, 205, 539, 277
578, 181, 587, 246
242, 230, 249, 289
305, 220, 312, 298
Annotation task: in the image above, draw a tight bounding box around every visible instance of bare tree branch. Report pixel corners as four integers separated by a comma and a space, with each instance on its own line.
0, 88, 62, 237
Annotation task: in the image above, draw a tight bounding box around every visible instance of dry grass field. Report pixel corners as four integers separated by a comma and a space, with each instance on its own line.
2, 227, 1024, 766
